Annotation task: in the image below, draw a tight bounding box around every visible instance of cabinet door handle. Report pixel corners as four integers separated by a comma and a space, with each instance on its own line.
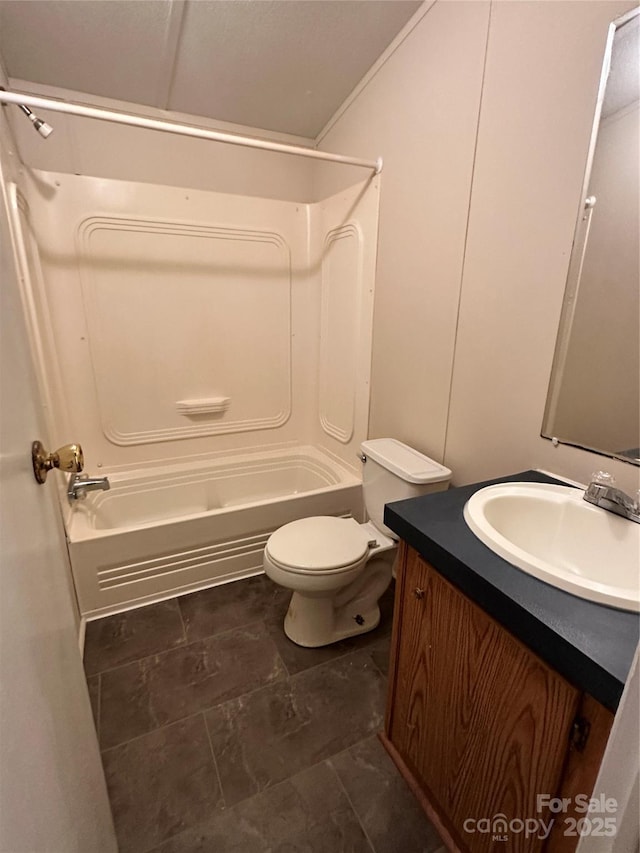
413, 588, 425, 600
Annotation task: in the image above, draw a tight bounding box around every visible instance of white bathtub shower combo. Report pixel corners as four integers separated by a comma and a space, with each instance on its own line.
9, 151, 389, 619
5, 99, 451, 633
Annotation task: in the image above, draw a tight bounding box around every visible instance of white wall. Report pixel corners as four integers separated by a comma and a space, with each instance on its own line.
315, 0, 490, 466
445, 0, 638, 492
316, 0, 639, 494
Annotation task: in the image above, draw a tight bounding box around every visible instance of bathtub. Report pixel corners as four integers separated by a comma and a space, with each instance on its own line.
67, 445, 362, 617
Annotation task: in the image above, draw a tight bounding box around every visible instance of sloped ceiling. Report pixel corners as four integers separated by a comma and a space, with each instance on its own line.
0, 0, 422, 138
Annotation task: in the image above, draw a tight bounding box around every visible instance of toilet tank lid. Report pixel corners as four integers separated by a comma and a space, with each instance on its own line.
360, 439, 452, 484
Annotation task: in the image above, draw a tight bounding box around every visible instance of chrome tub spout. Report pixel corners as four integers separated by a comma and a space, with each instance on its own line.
68, 473, 110, 502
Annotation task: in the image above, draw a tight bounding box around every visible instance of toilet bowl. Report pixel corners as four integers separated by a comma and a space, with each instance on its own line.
263, 439, 451, 648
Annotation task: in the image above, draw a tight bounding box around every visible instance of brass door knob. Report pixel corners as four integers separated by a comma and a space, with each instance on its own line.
32, 441, 84, 484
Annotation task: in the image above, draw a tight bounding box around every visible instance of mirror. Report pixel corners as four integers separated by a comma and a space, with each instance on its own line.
543, 8, 639, 466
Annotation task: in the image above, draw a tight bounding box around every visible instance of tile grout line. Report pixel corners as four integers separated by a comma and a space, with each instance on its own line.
327, 752, 377, 853
98, 648, 292, 754
84, 594, 185, 666
153, 732, 389, 851
251, 639, 387, 703
368, 645, 389, 680
139, 742, 381, 853
328, 735, 446, 853
272, 632, 391, 682
201, 711, 227, 811
100, 636, 388, 753
267, 619, 295, 680
238, 733, 390, 814
85, 577, 391, 677
87, 616, 278, 679
99, 708, 206, 756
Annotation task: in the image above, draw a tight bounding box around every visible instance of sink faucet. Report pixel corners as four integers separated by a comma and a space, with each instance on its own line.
68, 472, 110, 502
583, 472, 640, 524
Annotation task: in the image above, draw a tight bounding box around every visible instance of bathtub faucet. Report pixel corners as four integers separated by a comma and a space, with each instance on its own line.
68, 472, 110, 502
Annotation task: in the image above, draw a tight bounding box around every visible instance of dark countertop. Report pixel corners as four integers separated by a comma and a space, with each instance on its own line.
384, 470, 639, 712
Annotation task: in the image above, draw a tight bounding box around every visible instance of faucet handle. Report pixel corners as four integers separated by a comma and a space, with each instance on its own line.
590, 471, 616, 487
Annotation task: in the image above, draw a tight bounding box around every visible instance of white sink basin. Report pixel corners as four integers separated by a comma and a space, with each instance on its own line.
464, 482, 640, 612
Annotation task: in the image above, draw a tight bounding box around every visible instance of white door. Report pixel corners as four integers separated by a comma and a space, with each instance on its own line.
0, 178, 116, 850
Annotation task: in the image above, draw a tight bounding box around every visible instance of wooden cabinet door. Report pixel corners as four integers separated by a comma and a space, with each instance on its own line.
388, 548, 581, 853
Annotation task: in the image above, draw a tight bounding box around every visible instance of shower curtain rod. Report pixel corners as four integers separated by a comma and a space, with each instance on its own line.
0, 90, 383, 174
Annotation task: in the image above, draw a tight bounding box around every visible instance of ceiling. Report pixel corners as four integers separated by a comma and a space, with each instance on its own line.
0, 0, 422, 138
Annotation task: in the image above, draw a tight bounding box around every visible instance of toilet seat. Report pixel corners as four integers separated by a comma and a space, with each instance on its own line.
265, 516, 370, 575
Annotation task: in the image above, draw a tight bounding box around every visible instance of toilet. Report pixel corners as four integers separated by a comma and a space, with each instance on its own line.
263, 438, 451, 647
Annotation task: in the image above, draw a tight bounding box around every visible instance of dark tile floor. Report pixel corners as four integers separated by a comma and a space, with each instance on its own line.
84, 575, 445, 853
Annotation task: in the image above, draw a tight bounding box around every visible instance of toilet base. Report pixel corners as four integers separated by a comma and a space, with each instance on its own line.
281, 552, 393, 648
284, 592, 381, 648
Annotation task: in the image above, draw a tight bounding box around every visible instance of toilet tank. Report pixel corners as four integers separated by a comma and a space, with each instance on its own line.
360, 439, 451, 538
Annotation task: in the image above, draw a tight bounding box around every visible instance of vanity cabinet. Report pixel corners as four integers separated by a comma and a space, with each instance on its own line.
383, 543, 614, 853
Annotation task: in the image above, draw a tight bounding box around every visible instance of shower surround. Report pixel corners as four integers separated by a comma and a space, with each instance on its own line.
14, 170, 380, 615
